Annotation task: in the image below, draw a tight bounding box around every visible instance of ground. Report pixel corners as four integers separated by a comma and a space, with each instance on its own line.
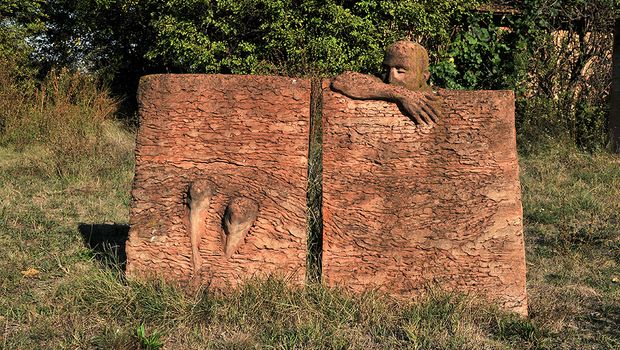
0, 121, 619, 349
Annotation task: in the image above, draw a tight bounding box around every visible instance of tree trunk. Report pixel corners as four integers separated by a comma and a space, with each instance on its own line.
610, 18, 620, 152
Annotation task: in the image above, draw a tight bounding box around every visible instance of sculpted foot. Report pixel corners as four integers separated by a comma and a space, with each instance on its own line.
222, 197, 259, 258
188, 180, 215, 274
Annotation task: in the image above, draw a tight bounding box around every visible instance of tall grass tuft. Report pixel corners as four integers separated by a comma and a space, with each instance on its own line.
0, 61, 133, 179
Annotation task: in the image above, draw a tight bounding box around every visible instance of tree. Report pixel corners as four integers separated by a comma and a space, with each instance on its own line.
611, 17, 620, 152
0, 0, 47, 77
38, 0, 479, 92
509, 0, 616, 151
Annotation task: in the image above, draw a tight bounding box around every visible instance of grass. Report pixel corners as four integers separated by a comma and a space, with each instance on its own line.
0, 68, 619, 348
2, 134, 619, 349
521, 144, 620, 348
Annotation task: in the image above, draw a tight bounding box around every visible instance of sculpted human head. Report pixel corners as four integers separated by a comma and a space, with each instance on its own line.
383, 41, 431, 92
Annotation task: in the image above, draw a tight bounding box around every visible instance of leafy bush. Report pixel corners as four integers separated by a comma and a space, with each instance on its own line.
0, 0, 46, 78
429, 0, 615, 152
40, 0, 480, 81
4, 0, 616, 154
430, 12, 518, 90
36, 0, 614, 151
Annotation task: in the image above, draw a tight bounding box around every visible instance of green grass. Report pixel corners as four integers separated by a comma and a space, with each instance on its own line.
2, 132, 619, 349
520, 144, 620, 349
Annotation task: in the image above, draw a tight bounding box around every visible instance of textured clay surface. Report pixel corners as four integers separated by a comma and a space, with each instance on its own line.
125, 74, 309, 288
321, 81, 528, 315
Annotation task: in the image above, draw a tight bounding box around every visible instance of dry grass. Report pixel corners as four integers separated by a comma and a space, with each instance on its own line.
0, 64, 129, 179
0, 124, 535, 349
521, 144, 620, 349
4, 132, 619, 348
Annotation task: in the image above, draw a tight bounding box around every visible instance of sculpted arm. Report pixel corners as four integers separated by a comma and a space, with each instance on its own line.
331, 71, 397, 100
331, 71, 443, 125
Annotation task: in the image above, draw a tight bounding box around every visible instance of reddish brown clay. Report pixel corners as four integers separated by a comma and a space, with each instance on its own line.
125, 74, 310, 288
126, 74, 527, 316
321, 81, 528, 315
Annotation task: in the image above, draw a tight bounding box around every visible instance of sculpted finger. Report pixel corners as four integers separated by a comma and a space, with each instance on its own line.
410, 111, 424, 125
330, 79, 344, 94
419, 108, 434, 125
420, 104, 437, 123
403, 103, 424, 125
425, 101, 442, 120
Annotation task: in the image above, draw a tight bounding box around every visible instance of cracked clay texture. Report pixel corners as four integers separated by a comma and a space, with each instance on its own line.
321, 81, 527, 315
126, 75, 527, 315
125, 75, 309, 288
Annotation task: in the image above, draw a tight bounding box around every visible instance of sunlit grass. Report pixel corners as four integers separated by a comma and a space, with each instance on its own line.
520, 144, 620, 348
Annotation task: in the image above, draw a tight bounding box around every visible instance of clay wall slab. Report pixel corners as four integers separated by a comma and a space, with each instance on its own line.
321, 83, 528, 314
126, 75, 310, 287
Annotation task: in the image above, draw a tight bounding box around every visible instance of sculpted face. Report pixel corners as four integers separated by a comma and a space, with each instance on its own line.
383, 41, 431, 92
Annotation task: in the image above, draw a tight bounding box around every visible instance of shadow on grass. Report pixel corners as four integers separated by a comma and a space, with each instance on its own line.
78, 223, 129, 270
583, 302, 620, 341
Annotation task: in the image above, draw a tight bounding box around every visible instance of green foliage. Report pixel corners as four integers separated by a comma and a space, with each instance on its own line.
429, 0, 615, 151
0, 0, 46, 78
41, 0, 479, 80
512, 0, 615, 152
430, 13, 517, 90
2, 0, 614, 151
135, 324, 163, 350
35, 0, 615, 151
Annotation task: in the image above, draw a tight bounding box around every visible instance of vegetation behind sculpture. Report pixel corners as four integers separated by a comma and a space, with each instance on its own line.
1, 0, 617, 151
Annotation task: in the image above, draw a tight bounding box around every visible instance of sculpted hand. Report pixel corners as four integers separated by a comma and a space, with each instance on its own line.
331, 71, 444, 126
396, 92, 443, 126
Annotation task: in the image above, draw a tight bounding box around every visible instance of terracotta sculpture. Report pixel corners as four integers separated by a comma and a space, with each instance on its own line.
187, 180, 215, 273
188, 180, 259, 263
126, 47, 527, 314
331, 41, 442, 125
222, 197, 259, 258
